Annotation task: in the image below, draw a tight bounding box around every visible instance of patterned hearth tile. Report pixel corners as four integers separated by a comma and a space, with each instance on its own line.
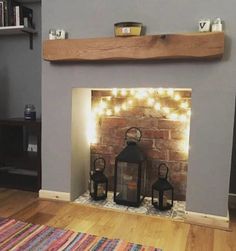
75, 191, 186, 221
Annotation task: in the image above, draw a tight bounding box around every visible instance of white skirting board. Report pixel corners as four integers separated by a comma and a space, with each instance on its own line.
39, 190, 71, 201
185, 210, 230, 230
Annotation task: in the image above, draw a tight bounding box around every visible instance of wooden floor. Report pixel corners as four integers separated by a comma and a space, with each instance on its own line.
0, 188, 236, 251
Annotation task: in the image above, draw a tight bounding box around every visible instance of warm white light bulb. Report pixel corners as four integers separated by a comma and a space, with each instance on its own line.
106, 109, 112, 116
179, 114, 187, 122
169, 113, 178, 120
167, 88, 174, 96
100, 100, 107, 109
122, 103, 127, 110
180, 102, 189, 109
147, 98, 155, 106
114, 106, 121, 113
163, 107, 170, 114
112, 88, 118, 96
130, 89, 135, 95
158, 88, 164, 95
187, 110, 192, 117
127, 100, 133, 106
148, 88, 155, 94
174, 94, 181, 101
121, 88, 127, 96
154, 103, 161, 111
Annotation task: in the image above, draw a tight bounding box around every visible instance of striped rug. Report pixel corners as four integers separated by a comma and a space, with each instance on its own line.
0, 218, 162, 250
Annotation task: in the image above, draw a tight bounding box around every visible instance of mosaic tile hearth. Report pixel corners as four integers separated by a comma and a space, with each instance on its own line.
75, 191, 186, 221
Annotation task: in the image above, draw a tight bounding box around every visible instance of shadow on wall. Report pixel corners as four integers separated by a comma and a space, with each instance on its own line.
230, 96, 236, 194
0, 66, 9, 118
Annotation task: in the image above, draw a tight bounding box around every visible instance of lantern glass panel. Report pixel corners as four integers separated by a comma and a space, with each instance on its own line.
97, 182, 107, 197
90, 180, 95, 195
163, 190, 173, 207
141, 161, 146, 198
90, 180, 107, 199
152, 189, 173, 210
152, 189, 159, 206
115, 161, 138, 203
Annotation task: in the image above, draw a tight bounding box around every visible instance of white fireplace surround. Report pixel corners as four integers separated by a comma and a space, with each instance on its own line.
41, 74, 235, 219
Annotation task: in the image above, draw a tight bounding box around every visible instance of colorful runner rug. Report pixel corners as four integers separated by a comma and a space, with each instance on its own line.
0, 218, 162, 250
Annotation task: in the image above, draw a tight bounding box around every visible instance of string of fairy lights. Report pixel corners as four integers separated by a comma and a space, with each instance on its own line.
88, 88, 191, 154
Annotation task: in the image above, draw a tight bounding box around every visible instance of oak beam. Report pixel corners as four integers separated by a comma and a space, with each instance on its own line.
43, 32, 224, 62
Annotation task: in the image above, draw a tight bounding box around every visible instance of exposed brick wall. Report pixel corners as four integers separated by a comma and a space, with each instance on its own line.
91, 90, 191, 201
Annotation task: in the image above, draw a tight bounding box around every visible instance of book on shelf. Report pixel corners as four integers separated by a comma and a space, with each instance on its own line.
2, 0, 14, 26
0, 1, 4, 26
13, 3, 34, 28
0, 0, 34, 28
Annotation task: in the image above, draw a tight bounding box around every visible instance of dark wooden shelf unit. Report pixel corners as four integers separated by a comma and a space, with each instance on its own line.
0, 118, 41, 191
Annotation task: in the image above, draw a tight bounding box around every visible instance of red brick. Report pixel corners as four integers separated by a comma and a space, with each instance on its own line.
125, 107, 145, 117
170, 129, 186, 140
169, 151, 188, 161
142, 129, 155, 138
158, 119, 186, 130
114, 127, 129, 138
92, 90, 112, 98
167, 162, 182, 172
142, 129, 169, 139
91, 144, 114, 155
101, 117, 128, 128
140, 139, 154, 149
179, 91, 192, 98
102, 136, 124, 147
145, 149, 167, 160
155, 139, 184, 152
127, 117, 159, 128
170, 173, 187, 184
154, 130, 169, 139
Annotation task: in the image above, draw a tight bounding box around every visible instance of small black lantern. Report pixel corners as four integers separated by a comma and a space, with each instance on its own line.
90, 157, 108, 201
114, 127, 146, 207
152, 163, 174, 211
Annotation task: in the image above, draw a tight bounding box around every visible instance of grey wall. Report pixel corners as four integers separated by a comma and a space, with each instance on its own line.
0, 2, 41, 118
42, 0, 236, 216
230, 101, 236, 194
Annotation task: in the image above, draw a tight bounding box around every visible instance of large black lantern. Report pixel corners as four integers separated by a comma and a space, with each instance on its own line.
152, 163, 174, 211
114, 127, 146, 207
90, 157, 108, 200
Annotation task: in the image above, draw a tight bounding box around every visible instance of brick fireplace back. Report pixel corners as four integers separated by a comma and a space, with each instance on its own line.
91, 88, 191, 200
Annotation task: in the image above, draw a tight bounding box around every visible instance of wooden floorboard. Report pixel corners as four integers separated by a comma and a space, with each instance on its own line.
0, 188, 235, 251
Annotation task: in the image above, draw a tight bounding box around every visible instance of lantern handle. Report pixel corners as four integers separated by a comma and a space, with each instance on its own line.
93, 157, 106, 172
158, 163, 169, 179
125, 127, 142, 142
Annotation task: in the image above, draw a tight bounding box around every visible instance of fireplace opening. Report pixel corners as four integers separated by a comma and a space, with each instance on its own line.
90, 88, 192, 202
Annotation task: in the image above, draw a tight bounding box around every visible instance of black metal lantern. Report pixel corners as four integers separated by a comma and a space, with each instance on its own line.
114, 127, 146, 207
90, 157, 108, 201
152, 163, 174, 211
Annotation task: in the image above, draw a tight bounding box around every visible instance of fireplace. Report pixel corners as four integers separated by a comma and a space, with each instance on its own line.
90, 88, 191, 202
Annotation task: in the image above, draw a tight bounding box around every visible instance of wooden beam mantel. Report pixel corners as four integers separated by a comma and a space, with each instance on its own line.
43, 32, 224, 62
